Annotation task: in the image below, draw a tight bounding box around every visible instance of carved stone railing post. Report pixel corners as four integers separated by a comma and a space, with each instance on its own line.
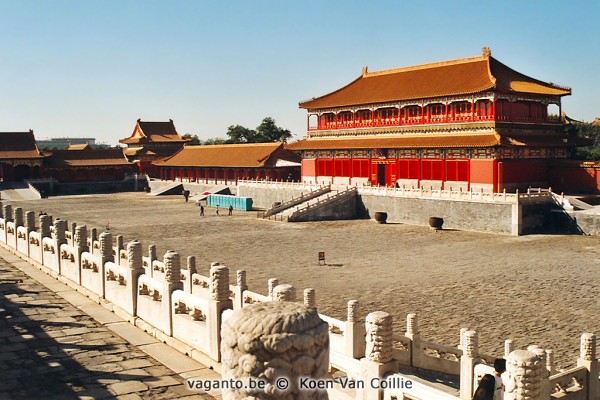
359, 311, 397, 400
268, 277, 278, 299
126, 240, 144, 318
459, 327, 469, 350
506, 349, 543, 400
545, 349, 555, 375
70, 222, 77, 243
3, 204, 13, 222
221, 301, 329, 399
39, 215, 52, 238
148, 244, 156, 277
98, 231, 113, 298
233, 270, 247, 310
25, 211, 35, 233
14, 207, 24, 227
182, 255, 196, 294
459, 330, 478, 400
577, 332, 599, 400
208, 264, 232, 361
70, 225, 88, 285
89, 227, 97, 248
51, 219, 67, 274
406, 313, 421, 368
529, 346, 550, 399
115, 235, 124, 265
75, 225, 88, 253
159, 250, 182, 335
53, 219, 67, 246
505, 339, 514, 358
346, 300, 365, 359
304, 288, 316, 308
273, 284, 296, 302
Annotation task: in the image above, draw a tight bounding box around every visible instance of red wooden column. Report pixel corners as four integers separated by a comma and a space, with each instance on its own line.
205, 169, 209, 184
224, 169, 228, 185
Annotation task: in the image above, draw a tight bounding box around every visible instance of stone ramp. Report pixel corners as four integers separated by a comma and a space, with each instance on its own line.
190, 185, 231, 201
0, 183, 42, 201
149, 182, 184, 196
568, 196, 596, 210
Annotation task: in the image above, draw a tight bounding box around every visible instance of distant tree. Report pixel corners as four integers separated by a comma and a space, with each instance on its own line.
226, 125, 257, 143
203, 137, 228, 145
567, 120, 600, 160
183, 133, 201, 145
255, 117, 292, 143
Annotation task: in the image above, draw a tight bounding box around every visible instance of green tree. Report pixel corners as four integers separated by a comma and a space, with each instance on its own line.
226, 125, 257, 143
255, 117, 292, 143
567, 120, 600, 160
183, 133, 201, 145
203, 137, 228, 145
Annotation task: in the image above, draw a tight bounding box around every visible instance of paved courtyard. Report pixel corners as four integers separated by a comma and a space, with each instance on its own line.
0, 249, 217, 400
7, 192, 600, 369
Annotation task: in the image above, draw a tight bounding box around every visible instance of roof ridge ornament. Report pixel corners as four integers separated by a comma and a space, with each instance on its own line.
482, 47, 491, 57
362, 66, 368, 77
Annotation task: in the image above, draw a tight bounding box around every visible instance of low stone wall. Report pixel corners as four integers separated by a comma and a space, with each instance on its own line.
572, 212, 600, 235
358, 194, 515, 234
53, 180, 145, 195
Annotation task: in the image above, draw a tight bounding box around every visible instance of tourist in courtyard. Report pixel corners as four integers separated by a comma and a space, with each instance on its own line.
228, 205, 233, 216
472, 374, 495, 400
216, 204, 219, 216
183, 190, 189, 202
200, 204, 204, 216
493, 358, 506, 400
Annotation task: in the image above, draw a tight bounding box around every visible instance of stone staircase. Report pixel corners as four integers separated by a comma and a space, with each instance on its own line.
265, 187, 358, 222
261, 185, 332, 219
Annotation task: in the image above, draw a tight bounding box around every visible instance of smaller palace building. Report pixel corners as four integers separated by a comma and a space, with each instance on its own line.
289, 48, 586, 192
154, 142, 301, 184
43, 145, 134, 182
120, 119, 189, 175
0, 131, 44, 181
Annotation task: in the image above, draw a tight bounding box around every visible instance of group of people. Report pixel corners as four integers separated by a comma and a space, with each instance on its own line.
473, 358, 506, 400
196, 201, 233, 217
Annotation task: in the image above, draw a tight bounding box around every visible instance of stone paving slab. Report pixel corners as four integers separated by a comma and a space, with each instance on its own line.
0, 249, 217, 400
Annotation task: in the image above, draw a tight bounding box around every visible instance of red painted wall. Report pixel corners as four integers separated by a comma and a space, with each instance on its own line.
302, 159, 316, 177
548, 161, 600, 193
470, 159, 496, 188
499, 159, 548, 190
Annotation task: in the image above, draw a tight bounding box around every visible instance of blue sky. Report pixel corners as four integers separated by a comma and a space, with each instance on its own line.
1, 0, 598, 145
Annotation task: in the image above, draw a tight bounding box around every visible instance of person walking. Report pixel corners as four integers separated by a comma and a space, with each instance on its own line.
228, 205, 233, 216
216, 204, 219, 216
200, 204, 204, 216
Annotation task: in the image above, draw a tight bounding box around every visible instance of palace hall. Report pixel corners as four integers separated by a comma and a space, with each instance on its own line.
288, 48, 585, 192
